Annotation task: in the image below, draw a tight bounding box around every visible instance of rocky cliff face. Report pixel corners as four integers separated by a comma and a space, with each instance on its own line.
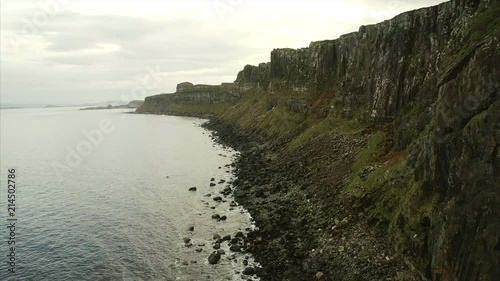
136, 82, 240, 116
126, 100, 144, 108
235, 7, 500, 278
235, 63, 271, 90
241, 0, 498, 122
269, 1, 500, 276
137, 0, 499, 279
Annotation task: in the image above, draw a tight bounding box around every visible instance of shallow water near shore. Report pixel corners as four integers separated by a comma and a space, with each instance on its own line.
0, 108, 259, 281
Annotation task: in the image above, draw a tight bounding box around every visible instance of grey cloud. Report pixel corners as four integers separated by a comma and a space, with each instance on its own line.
37, 11, 253, 68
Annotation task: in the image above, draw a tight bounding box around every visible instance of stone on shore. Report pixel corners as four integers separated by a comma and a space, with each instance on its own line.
242, 267, 255, 275
208, 252, 221, 264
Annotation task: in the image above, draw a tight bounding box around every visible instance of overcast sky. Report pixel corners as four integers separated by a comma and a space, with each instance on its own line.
1, 0, 446, 106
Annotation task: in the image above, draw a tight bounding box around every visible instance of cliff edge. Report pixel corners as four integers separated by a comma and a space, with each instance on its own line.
137, 0, 499, 280
136, 82, 240, 117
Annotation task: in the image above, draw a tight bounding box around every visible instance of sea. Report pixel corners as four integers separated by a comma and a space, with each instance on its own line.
0, 107, 259, 281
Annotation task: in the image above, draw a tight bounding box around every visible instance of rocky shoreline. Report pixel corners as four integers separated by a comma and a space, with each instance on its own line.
171, 129, 263, 281
203, 119, 422, 281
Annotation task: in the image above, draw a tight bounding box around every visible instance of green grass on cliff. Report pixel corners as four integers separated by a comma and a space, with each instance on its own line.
137, 101, 234, 117
332, 122, 437, 258
287, 115, 364, 150
220, 86, 437, 256
364, 160, 436, 253
221, 90, 307, 139
165, 102, 234, 117
223, 87, 438, 260
345, 130, 387, 197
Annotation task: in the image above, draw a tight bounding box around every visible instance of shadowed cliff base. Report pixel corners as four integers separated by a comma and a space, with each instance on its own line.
137, 0, 500, 280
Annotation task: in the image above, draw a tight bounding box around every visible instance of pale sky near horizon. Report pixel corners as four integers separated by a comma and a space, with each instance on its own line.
1, 0, 446, 106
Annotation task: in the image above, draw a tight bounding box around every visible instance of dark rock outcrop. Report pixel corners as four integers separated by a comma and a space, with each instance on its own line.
235, 63, 271, 89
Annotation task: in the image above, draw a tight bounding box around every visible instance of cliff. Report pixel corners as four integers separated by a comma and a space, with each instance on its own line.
80, 100, 144, 110
126, 100, 144, 108
137, 0, 499, 280
136, 82, 240, 117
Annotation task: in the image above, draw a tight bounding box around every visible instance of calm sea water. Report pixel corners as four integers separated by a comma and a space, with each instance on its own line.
0, 108, 258, 281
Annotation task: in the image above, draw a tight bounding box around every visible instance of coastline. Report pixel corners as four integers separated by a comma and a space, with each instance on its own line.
134, 1, 500, 279
203, 119, 417, 281
168, 118, 264, 281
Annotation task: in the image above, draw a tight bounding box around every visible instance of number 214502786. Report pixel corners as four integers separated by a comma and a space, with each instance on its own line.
7, 169, 16, 217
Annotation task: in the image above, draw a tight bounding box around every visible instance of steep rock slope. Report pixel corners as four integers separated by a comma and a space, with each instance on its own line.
136, 82, 240, 117
137, 0, 499, 280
